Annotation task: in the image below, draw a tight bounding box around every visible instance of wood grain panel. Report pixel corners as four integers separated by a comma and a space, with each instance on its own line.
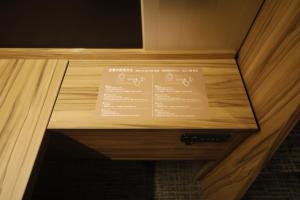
142, 0, 263, 51
0, 59, 67, 200
48, 59, 257, 130
199, 0, 300, 199
47, 130, 247, 160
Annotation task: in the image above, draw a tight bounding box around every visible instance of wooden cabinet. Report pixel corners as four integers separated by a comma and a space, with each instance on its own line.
48, 58, 257, 160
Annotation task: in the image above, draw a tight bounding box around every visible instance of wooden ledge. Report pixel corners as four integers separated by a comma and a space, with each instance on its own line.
48, 59, 257, 130
0, 48, 235, 60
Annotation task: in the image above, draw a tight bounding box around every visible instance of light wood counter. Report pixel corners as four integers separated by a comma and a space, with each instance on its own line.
0, 59, 67, 200
49, 59, 257, 130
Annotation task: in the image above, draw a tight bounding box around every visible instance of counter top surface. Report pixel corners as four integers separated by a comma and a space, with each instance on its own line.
0, 59, 67, 200
49, 59, 257, 131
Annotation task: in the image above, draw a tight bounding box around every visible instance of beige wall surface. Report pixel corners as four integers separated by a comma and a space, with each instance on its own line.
142, 0, 263, 52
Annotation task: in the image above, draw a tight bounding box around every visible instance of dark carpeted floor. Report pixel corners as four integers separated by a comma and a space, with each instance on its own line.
31, 159, 155, 200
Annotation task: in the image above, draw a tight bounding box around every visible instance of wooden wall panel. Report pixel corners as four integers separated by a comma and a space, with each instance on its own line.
142, 0, 263, 51
0, 59, 67, 200
199, 0, 300, 199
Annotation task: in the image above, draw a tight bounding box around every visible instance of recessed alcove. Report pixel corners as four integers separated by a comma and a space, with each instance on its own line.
0, 0, 142, 48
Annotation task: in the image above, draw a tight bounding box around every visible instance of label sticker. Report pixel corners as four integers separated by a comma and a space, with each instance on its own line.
96, 67, 209, 119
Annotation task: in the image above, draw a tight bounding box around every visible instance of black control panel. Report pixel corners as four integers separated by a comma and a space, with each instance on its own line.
181, 133, 231, 145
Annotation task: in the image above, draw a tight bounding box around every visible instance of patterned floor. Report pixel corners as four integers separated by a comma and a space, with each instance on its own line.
29, 123, 300, 200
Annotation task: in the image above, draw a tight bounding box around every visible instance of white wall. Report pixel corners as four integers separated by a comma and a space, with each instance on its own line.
142, 0, 263, 52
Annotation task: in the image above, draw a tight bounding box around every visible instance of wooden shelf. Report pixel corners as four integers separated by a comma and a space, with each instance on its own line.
48, 59, 257, 131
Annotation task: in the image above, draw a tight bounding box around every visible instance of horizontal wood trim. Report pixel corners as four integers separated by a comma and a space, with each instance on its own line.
47, 130, 248, 160
0, 48, 235, 59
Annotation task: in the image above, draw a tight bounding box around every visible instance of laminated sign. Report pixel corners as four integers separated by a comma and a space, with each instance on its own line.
96, 66, 209, 119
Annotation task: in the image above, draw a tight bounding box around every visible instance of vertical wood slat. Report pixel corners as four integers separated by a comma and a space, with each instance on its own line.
0, 59, 67, 200
199, 0, 300, 199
